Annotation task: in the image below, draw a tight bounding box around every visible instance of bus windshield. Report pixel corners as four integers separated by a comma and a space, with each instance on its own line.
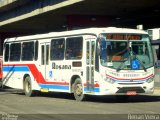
99, 33, 154, 71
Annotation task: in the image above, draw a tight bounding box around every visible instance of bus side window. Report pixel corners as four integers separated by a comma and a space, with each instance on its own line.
50, 38, 65, 60
10, 43, 21, 61
22, 42, 34, 61
65, 37, 83, 60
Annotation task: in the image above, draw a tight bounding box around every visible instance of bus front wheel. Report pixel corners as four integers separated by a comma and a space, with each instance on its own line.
24, 76, 35, 97
73, 78, 85, 101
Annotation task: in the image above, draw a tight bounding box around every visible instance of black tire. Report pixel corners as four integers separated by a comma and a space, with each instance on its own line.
73, 78, 85, 101
0, 80, 3, 91
0, 80, 2, 88
24, 76, 35, 97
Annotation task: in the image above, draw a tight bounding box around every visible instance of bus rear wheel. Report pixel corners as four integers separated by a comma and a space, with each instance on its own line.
24, 76, 35, 97
0, 80, 2, 88
73, 78, 85, 101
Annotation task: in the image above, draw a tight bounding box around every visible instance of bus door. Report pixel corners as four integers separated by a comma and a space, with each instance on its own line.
40, 42, 50, 81
86, 40, 95, 92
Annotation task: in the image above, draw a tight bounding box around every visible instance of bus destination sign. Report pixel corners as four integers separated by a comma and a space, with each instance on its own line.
106, 34, 141, 40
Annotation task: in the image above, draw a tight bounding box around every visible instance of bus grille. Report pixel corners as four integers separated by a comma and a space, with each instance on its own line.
116, 87, 145, 93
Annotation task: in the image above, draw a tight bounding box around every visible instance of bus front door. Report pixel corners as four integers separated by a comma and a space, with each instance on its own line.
86, 40, 95, 92
40, 43, 50, 82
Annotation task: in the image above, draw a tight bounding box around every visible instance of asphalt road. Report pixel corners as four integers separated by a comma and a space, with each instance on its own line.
0, 88, 160, 120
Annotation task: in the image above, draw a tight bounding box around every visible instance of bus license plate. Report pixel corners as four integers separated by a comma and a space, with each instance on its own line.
126, 91, 137, 95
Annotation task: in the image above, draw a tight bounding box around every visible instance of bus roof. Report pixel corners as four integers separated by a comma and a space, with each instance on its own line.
4, 27, 148, 42
147, 28, 160, 30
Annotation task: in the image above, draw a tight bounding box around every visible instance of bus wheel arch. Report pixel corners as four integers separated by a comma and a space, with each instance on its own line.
71, 75, 79, 93
71, 76, 85, 101
23, 74, 35, 97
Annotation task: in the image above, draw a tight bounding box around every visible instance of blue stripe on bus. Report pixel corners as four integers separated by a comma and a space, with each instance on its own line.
3, 66, 29, 72
39, 84, 69, 90
39, 84, 100, 92
84, 87, 100, 92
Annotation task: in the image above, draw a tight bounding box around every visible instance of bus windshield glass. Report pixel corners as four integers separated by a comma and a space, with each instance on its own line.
99, 33, 154, 70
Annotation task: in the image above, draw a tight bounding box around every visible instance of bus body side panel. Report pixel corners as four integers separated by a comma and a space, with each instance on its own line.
3, 63, 29, 89
2, 62, 40, 90
37, 37, 84, 93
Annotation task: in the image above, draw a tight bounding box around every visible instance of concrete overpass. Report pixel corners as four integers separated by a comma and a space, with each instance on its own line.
0, 0, 160, 33
0, 0, 160, 54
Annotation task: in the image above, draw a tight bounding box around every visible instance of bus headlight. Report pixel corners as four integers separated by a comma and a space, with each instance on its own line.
146, 77, 154, 83
104, 77, 115, 84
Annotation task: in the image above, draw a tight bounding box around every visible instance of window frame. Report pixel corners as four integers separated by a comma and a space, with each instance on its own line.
21, 41, 34, 61
65, 36, 83, 60
50, 38, 65, 60
9, 42, 21, 61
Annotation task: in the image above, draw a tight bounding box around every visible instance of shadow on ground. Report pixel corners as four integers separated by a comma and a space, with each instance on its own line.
1, 87, 160, 103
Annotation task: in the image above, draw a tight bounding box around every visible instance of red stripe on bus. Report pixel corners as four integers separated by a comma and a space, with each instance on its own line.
3, 64, 69, 85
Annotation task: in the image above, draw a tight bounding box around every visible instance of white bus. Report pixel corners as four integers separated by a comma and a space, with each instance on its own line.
2, 27, 155, 101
